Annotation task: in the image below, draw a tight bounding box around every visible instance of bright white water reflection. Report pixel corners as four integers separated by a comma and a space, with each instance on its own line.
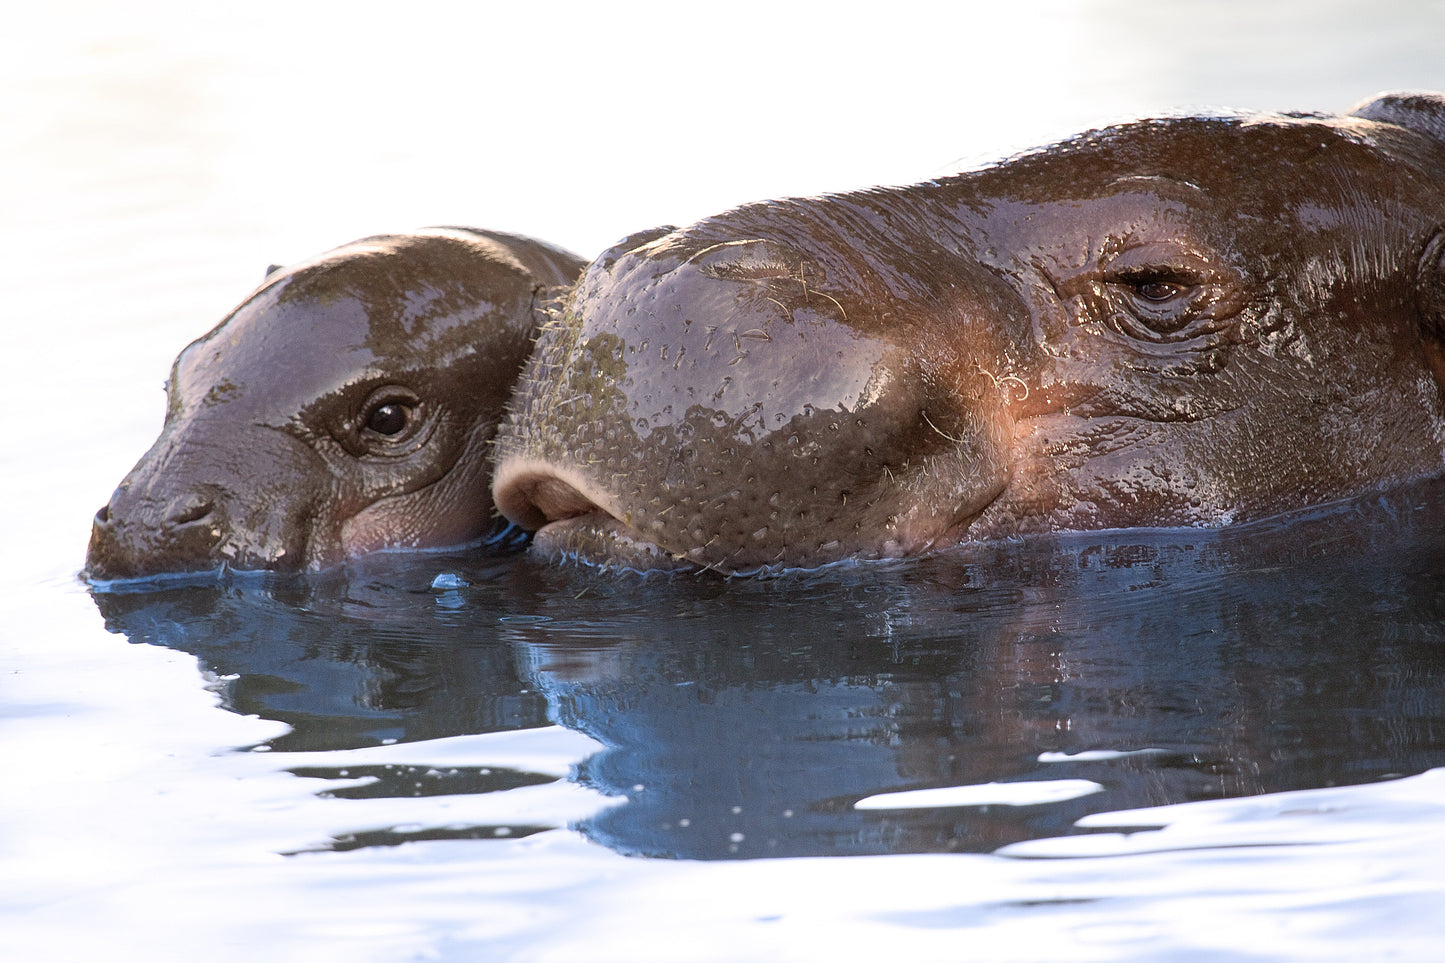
3, 1, 1445, 960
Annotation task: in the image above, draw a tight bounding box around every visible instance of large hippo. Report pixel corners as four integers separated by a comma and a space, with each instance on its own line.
85, 228, 585, 580
493, 92, 1445, 573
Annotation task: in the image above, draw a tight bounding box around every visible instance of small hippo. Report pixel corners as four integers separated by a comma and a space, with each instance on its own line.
85, 228, 585, 580
493, 92, 1445, 573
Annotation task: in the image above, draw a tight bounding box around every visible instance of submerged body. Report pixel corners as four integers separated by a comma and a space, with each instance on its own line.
494, 92, 1445, 573
86, 228, 585, 580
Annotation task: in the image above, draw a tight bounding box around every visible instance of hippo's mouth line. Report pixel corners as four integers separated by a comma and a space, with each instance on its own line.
529, 513, 698, 573
492, 457, 1013, 574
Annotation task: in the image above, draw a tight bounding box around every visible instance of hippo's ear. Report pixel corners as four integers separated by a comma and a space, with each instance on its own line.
595, 226, 677, 272
1349, 91, 1445, 147
1357, 93, 1445, 352
265, 263, 284, 278
1421, 231, 1445, 344
691, 239, 820, 285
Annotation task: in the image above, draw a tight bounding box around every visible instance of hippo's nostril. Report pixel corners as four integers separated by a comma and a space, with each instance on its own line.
493, 465, 607, 532
166, 494, 216, 527
524, 476, 602, 524
492, 462, 690, 571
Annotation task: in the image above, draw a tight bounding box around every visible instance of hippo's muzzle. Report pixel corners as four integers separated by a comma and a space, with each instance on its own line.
492, 234, 1018, 573
85, 426, 328, 580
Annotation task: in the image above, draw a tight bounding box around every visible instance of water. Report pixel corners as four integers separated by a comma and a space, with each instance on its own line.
4, 1, 1445, 959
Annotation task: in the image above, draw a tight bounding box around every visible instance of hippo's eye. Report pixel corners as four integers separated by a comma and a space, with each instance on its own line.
350, 385, 425, 452
1102, 268, 1217, 341
1133, 279, 1188, 303
366, 403, 410, 436
1090, 243, 1245, 351
1114, 270, 1198, 307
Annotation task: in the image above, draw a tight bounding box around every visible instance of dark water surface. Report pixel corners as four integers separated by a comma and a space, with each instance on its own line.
90, 483, 1445, 863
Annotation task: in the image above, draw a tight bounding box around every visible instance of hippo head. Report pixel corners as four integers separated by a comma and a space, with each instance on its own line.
494, 92, 1445, 573
86, 228, 584, 580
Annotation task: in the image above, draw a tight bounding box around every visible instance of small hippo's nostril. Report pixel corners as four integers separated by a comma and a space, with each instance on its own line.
166, 494, 216, 527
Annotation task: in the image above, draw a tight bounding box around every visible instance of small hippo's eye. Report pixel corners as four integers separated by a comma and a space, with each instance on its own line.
353, 385, 424, 448
336, 386, 426, 456
366, 403, 410, 436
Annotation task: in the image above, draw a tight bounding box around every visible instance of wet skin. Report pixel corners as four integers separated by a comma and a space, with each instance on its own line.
494, 92, 1445, 573
86, 228, 585, 580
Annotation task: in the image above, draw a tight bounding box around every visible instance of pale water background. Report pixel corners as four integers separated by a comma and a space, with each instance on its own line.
4, 1, 1445, 960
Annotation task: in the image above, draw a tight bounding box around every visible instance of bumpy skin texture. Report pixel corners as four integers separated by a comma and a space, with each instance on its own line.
86, 228, 585, 579
494, 93, 1445, 573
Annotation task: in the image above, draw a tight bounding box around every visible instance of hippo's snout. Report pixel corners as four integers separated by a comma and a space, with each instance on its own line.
83, 425, 332, 581
86, 484, 231, 580
493, 229, 1020, 573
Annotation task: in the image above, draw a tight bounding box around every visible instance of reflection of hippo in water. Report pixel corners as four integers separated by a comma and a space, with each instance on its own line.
495, 92, 1445, 573
85, 496, 1445, 859
85, 229, 584, 579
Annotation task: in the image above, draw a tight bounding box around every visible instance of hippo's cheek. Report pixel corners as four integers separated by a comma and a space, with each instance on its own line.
335, 437, 500, 558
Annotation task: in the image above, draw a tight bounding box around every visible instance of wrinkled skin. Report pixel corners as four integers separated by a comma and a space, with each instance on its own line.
494, 92, 1445, 573
86, 228, 584, 580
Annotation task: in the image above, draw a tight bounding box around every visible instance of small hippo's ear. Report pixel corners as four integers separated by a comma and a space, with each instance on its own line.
265, 264, 284, 278
1349, 91, 1445, 147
